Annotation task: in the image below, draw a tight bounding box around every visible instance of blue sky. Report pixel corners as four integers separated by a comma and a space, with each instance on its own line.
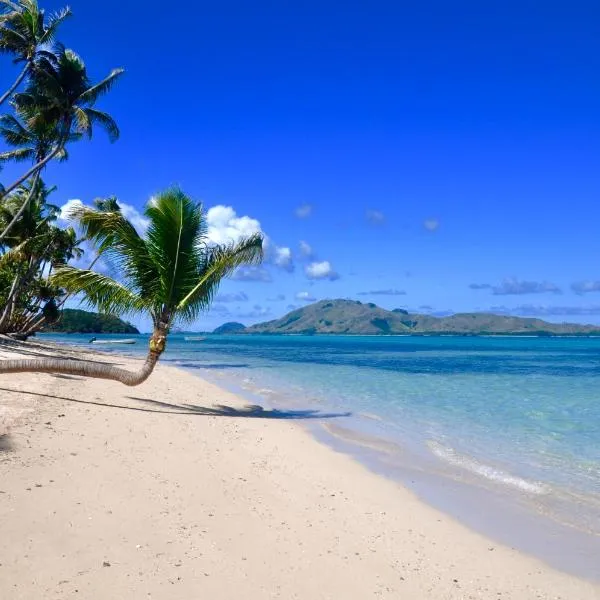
3, 1, 600, 331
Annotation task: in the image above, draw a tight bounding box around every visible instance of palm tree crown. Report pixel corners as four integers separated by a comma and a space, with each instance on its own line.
0, 0, 71, 105
0, 188, 263, 384
0, 0, 70, 63
54, 188, 263, 328
15, 46, 123, 143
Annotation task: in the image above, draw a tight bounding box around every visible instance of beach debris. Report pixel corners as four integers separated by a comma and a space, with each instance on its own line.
102, 561, 111, 567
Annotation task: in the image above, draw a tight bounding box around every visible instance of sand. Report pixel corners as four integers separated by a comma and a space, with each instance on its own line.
0, 341, 598, 599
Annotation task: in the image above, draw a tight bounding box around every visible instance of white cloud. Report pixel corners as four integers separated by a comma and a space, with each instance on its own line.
268, 294, 286, 301
215, 291, 249, 302
231, 266, 272, 282
206, 204, 293, 273
424, 218, 439, 232
273, 246, 294, 272
206, 205, 262, 246
571, 281, 600, 295
234, 304, 271, 318
296, 291, 317, 302
299, 240, 314, 259
210, 304, 231, 315
59, 198, 149, 235
295, 203, 313, 219
119, 202, 150, 233
305, 260, 339, 281
59, 198, 84, 221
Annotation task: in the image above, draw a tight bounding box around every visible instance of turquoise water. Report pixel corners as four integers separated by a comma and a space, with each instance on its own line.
41, 333, 600, 572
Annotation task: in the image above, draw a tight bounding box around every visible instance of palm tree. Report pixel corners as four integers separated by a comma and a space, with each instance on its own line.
0, 188, 264, 384
0, 106, 77, 241
0, 177, 67, 333
0, 0, 71, 106
0, 47, 123, 238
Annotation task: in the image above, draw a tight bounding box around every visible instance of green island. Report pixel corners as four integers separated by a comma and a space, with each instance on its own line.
44, 309, 139, 335
219, 299, 600, 336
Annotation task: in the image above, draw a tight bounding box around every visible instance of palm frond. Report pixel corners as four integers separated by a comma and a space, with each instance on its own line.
0, 113, 31, 145
72, 105, 91, 138
39, 5, 71, 44
144, 187, 203, 312
0, 238, 29, 264
0, 146, 35, 162
0, 1, 22, 14
66, 203, 160, 300
0, 26, 27, 53
85, 107, 120, 142
77, 67, 125, 106
51, 266, 147, 316
176, 233, 264, 323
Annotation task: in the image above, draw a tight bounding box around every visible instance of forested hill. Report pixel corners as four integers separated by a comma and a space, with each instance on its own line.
244, 299, 600, 336
45, 309, 139, 334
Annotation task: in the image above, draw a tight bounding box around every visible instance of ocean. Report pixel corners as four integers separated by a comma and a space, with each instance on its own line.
40, 332, 600, 578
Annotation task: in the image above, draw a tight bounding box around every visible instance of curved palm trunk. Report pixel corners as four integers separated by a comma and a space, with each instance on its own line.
0, 328, 168, 386
0, 62, 30, 107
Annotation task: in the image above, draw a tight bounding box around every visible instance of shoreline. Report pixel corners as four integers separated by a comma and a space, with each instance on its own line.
1, 341, 599, 598
191, 363, 600, 582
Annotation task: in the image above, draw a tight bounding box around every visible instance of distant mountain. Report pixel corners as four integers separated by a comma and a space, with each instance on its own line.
213, 321, 247, 334
244, 299, 600, 336
45, 309, 139, 334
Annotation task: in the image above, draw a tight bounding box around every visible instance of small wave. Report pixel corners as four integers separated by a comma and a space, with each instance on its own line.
256, 388, 276, 396
428, 441, 549, 495
357, 411, 385, 422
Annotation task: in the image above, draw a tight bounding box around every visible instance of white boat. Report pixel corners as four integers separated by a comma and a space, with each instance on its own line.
184, 336, 206, 342
90, 338, 137, 345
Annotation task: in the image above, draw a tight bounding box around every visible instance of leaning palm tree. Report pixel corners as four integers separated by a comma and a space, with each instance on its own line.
0, 188, 264, 384
0, 0, 71, 106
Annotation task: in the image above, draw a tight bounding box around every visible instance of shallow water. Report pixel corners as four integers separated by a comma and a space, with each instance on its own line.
41, 333, 600, 578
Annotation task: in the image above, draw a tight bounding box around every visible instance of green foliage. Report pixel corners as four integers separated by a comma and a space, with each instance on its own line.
53, 188, 264, 330
16, 47, 124, 144
246, 299, 600, 336
45, 308, 139, 334
0, 1, 124, 337
0, 1, 71, 64
212, 321, 246, 334
0, 178, 82, 334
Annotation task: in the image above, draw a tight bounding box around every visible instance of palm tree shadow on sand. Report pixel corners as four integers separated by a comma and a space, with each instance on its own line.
0, 387, 351, 420
128, 396, 352, 419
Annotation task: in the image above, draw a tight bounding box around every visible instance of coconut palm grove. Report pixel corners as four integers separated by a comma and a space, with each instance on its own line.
0, 0, 263, 383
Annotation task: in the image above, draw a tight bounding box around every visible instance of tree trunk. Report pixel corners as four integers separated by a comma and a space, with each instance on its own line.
0, 62, 30, 107
0, 273, 21, 331
0, 141, 63, 207
0, 256, 39, 333
0, 327, 167, 386
0, 170, 42, 242
18, 312, 44, 337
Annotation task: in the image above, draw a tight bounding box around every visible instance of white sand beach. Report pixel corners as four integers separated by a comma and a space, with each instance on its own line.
0, 341, 598, 599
